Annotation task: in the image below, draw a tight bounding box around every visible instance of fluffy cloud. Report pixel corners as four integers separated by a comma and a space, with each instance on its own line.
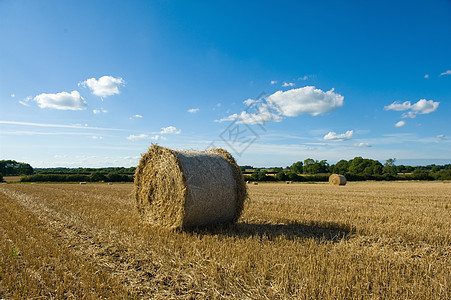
34, 91, 87, 110
188, 108, 199, 114
395, 120, 406, 127
134, 114, 143, 118
385, 99, 439, 118
11, 93, 15, 98
216, 86, 344, 124
282, 82, 295, 87
268, 86, 344, 117
354, 142, 371, 147
323, 130, 353, 141
79, 76, 124, 97
440, 70, 451, 76
216, 107, 283, 125
160, 126, 181, 134
270, 80, 277, 85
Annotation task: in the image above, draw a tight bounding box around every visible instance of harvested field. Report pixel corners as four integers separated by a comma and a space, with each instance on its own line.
0, 182, 450, 299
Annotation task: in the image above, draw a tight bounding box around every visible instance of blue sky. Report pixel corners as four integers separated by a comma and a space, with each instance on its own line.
1, 0, 450, 168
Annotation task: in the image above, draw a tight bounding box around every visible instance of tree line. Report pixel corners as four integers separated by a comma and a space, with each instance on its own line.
1, 158, 450, 183
242, 157, 451, 182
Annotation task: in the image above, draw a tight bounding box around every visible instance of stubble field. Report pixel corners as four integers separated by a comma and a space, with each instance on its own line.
0, 181, 450, 299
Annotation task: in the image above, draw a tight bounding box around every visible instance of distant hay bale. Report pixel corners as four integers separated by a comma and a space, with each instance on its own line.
80, 182, 87, 185
329, 174, 347, 186
253, 182, 258, 185
286, 181, 292, 184
133, 144, 247, 229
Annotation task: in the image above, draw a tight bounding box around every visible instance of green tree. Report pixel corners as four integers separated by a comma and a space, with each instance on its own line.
251, 169, 268, 181
290, 161, 303, 174
0, 160, 33, 176
383, 158, 397, 175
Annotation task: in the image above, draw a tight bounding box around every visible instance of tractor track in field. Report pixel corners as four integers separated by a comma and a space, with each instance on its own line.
0, 187, 162, 297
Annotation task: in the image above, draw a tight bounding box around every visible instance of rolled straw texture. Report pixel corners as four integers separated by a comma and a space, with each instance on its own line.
133, 144, 247, 229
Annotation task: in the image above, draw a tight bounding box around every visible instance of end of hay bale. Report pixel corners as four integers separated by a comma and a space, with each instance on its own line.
329, 174, 347, 186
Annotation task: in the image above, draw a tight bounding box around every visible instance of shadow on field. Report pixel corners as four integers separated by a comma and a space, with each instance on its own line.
186, 221, 355, 242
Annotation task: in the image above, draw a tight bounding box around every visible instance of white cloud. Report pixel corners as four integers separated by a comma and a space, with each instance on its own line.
354, 142, 371, 148
424, 74, 429, 79
11, 93, 15, 98
126, 134, 148, 141
298, 75, 308, 80
216, 108, 283, 125
34, 91, 87, 110
323, 130, 353, 141
440, 70, 451, 76
93, 108, 107, 114
268, 86, 344, 117
282, 82, 295, 87
0, 120, 123, 131
395, 120, 406, 127
436, 134, 446, 140
79, 75, 124, 97
91, 136, 103, 140
18, 96, 33, 106
129, 114, 143, 119
160, 126, 181, 134
150, 135, 166, 140
188, 108, 199, 114
216, 86, 344, 125
270, 80, 277, 85
385, 99, 439, 118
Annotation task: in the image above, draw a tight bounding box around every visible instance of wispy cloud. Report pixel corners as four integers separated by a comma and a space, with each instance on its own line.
0, 120, 123, 131
270, 80, 277, 85
93, 108, 108, 114
79, 75, 124, 98
424, 74, 429, 79
126, 134, 148, 141
323, 130, 353, 141
439, 70, 451, 76
188, 108, 199, 114
282, 82, 295, 87
395, 120, 406, 127
354, 142, 371, 147
126, 134, 166, 141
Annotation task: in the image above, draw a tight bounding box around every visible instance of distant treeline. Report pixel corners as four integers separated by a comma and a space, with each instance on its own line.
1, 158, 450, 182
241, 157, 451, 182
20, 173, 134, 183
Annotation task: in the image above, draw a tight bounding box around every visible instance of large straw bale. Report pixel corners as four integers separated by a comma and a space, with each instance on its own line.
133, 144, 247, 229
329, 174, 347, 186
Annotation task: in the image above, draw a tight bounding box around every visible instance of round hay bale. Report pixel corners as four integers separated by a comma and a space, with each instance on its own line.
329, 174, 347, 186
133, 144, 247, 229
